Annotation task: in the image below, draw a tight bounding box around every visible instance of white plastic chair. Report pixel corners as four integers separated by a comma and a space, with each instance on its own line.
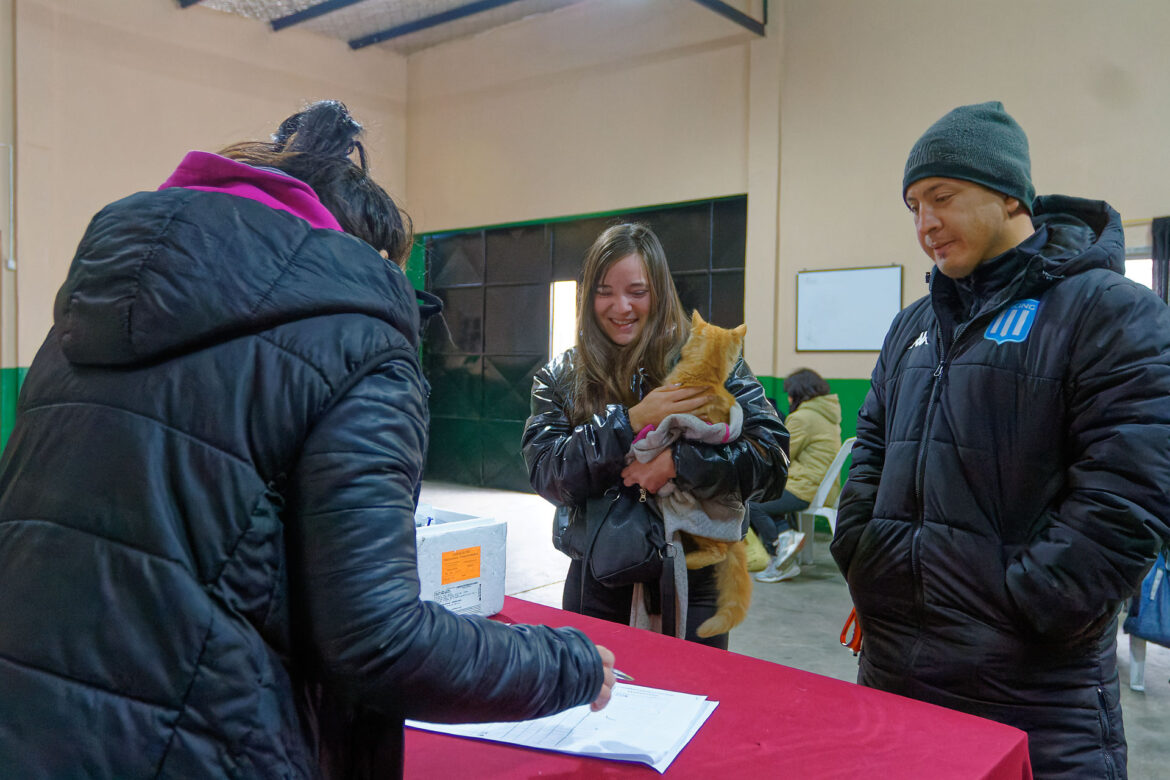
796, 437, 856, 565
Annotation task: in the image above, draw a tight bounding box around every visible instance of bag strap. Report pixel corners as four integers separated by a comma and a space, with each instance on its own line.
634, 488, 677, 637
579, 487, 622, 614
660, 541, 677, 638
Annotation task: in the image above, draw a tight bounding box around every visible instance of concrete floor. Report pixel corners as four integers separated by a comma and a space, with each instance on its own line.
419, 481, 1170, 778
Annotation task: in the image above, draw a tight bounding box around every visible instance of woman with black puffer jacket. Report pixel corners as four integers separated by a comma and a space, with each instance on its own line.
0, 101, 613, 779
523, 223, 788, 649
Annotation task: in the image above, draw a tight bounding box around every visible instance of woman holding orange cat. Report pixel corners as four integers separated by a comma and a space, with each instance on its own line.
523, 223, 789, 649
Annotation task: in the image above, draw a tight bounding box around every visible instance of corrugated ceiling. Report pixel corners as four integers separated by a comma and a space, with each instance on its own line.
197, 0, 590, 54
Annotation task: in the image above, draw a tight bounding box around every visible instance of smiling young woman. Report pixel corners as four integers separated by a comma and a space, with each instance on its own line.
592, 252, 651, 346
522, 222, 789, 650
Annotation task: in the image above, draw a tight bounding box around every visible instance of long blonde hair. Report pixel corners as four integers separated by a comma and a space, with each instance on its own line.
572, 223, 689, 423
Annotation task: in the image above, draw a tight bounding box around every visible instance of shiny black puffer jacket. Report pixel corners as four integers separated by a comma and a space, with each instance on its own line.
523, 348, 789, 557
0, 188, 601, 778
832, 196, 1170, 779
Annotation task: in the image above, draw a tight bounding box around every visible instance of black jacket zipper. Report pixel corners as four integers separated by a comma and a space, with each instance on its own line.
910, 325, 958, 623
908, 270, 1035, 623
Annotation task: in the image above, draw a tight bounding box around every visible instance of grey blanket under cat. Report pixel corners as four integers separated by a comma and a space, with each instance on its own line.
628, 403, 746, 639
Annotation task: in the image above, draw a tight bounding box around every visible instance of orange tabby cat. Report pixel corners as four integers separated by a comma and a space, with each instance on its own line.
664, 311, 746, 425
663, 311, 751, 638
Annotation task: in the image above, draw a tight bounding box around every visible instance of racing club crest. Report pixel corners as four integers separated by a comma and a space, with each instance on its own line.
985, 299, 1039, 344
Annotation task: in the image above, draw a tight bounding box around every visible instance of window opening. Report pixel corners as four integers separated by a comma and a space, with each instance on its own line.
550, 280, 577, 357
1125, 258, 1153, 291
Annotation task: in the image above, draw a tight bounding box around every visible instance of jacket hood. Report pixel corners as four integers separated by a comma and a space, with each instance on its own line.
158, 151, 344, 232
1029, 195, 1124, 276
54, 186, 420, 367
794, 393, 842, 425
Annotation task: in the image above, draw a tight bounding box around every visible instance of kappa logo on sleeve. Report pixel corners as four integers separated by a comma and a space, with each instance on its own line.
985, 299, 1039, 344
907, 331, 929, 350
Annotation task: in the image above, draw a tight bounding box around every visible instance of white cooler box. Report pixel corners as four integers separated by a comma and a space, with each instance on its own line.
414, 506, 506, 617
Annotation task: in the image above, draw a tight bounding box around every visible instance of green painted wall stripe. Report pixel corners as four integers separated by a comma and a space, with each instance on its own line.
757, 374, 780, 402
767, 375, 870, 534
1, 367, 28, 453
762, 375, 869, 441
1, 365, 873, 465
406, 239, 426, 290
823, 377, 871, 442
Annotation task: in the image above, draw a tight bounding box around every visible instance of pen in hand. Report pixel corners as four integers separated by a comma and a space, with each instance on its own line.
613, 669, 635, 682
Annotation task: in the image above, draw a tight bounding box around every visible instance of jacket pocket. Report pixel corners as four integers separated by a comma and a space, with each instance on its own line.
1096, 686, 1120, 780
845, 517, 915, 616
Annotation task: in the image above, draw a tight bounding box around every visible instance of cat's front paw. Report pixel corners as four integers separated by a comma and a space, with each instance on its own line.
684, 550, 727, 569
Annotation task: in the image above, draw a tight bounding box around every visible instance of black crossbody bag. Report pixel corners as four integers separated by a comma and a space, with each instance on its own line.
584, 485, 667, 587
580, 485, 678, 637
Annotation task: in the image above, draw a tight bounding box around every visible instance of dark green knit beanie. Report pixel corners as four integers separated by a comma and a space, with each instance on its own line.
903, 101, 1034, 212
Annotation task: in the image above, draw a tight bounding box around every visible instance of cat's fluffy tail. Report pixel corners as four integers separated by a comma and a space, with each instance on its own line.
696, 540, 752, 637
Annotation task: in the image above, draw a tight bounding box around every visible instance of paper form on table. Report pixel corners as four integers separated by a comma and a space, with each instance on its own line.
406, 682, 717, 773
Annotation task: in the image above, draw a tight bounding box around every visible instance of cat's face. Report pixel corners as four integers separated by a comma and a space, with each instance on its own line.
682, 312, 746, 375
593, 253, 652, 346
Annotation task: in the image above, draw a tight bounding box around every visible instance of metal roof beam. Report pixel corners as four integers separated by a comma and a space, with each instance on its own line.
688, 0, 766, 37
349, 0, 525, 50
271, 0, 370, 32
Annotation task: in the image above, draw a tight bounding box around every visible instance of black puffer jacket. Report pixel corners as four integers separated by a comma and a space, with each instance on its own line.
832, 196, 1170, 778
0, 186, 601, 778
523, 348, 789, 557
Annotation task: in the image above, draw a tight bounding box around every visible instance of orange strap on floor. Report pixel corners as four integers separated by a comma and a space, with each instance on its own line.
840, 607, 863, 655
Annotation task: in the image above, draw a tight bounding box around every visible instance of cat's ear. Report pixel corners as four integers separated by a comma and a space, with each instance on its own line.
691, 310, 705, 328
733, 324, 747, 339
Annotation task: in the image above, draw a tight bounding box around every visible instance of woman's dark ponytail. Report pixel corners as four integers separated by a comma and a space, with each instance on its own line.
272, 100, 368, 171
218, 100, 411, 267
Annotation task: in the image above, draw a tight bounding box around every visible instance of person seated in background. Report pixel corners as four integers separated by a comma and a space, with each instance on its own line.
750, 368, 842, 582
0, 100, 613, 778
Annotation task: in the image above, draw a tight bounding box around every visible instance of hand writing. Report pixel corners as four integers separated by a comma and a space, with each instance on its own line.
591, 645, 616, 711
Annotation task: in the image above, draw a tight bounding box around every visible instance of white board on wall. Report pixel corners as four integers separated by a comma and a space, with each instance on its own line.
796, 266, 903, 351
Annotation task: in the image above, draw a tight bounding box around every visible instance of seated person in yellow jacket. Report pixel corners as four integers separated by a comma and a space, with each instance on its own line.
750, 369, 842, 582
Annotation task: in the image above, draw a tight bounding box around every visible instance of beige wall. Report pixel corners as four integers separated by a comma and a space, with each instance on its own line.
405, 0, 1170, 381
405, 0, 780, 369
778, 0, 1170, 378
9, 0, 407, 362
1, 0, 14, 370
406, 0, 758, 230
4, 0, 1169, 382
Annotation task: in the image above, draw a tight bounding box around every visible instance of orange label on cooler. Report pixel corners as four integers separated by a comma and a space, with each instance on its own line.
441, 546, 482, 584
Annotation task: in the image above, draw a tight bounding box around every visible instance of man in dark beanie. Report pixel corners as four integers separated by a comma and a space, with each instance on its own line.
832, 101, 1170, 778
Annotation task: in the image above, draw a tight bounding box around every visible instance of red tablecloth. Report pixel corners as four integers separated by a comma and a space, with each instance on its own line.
405, 597, 1032, 779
